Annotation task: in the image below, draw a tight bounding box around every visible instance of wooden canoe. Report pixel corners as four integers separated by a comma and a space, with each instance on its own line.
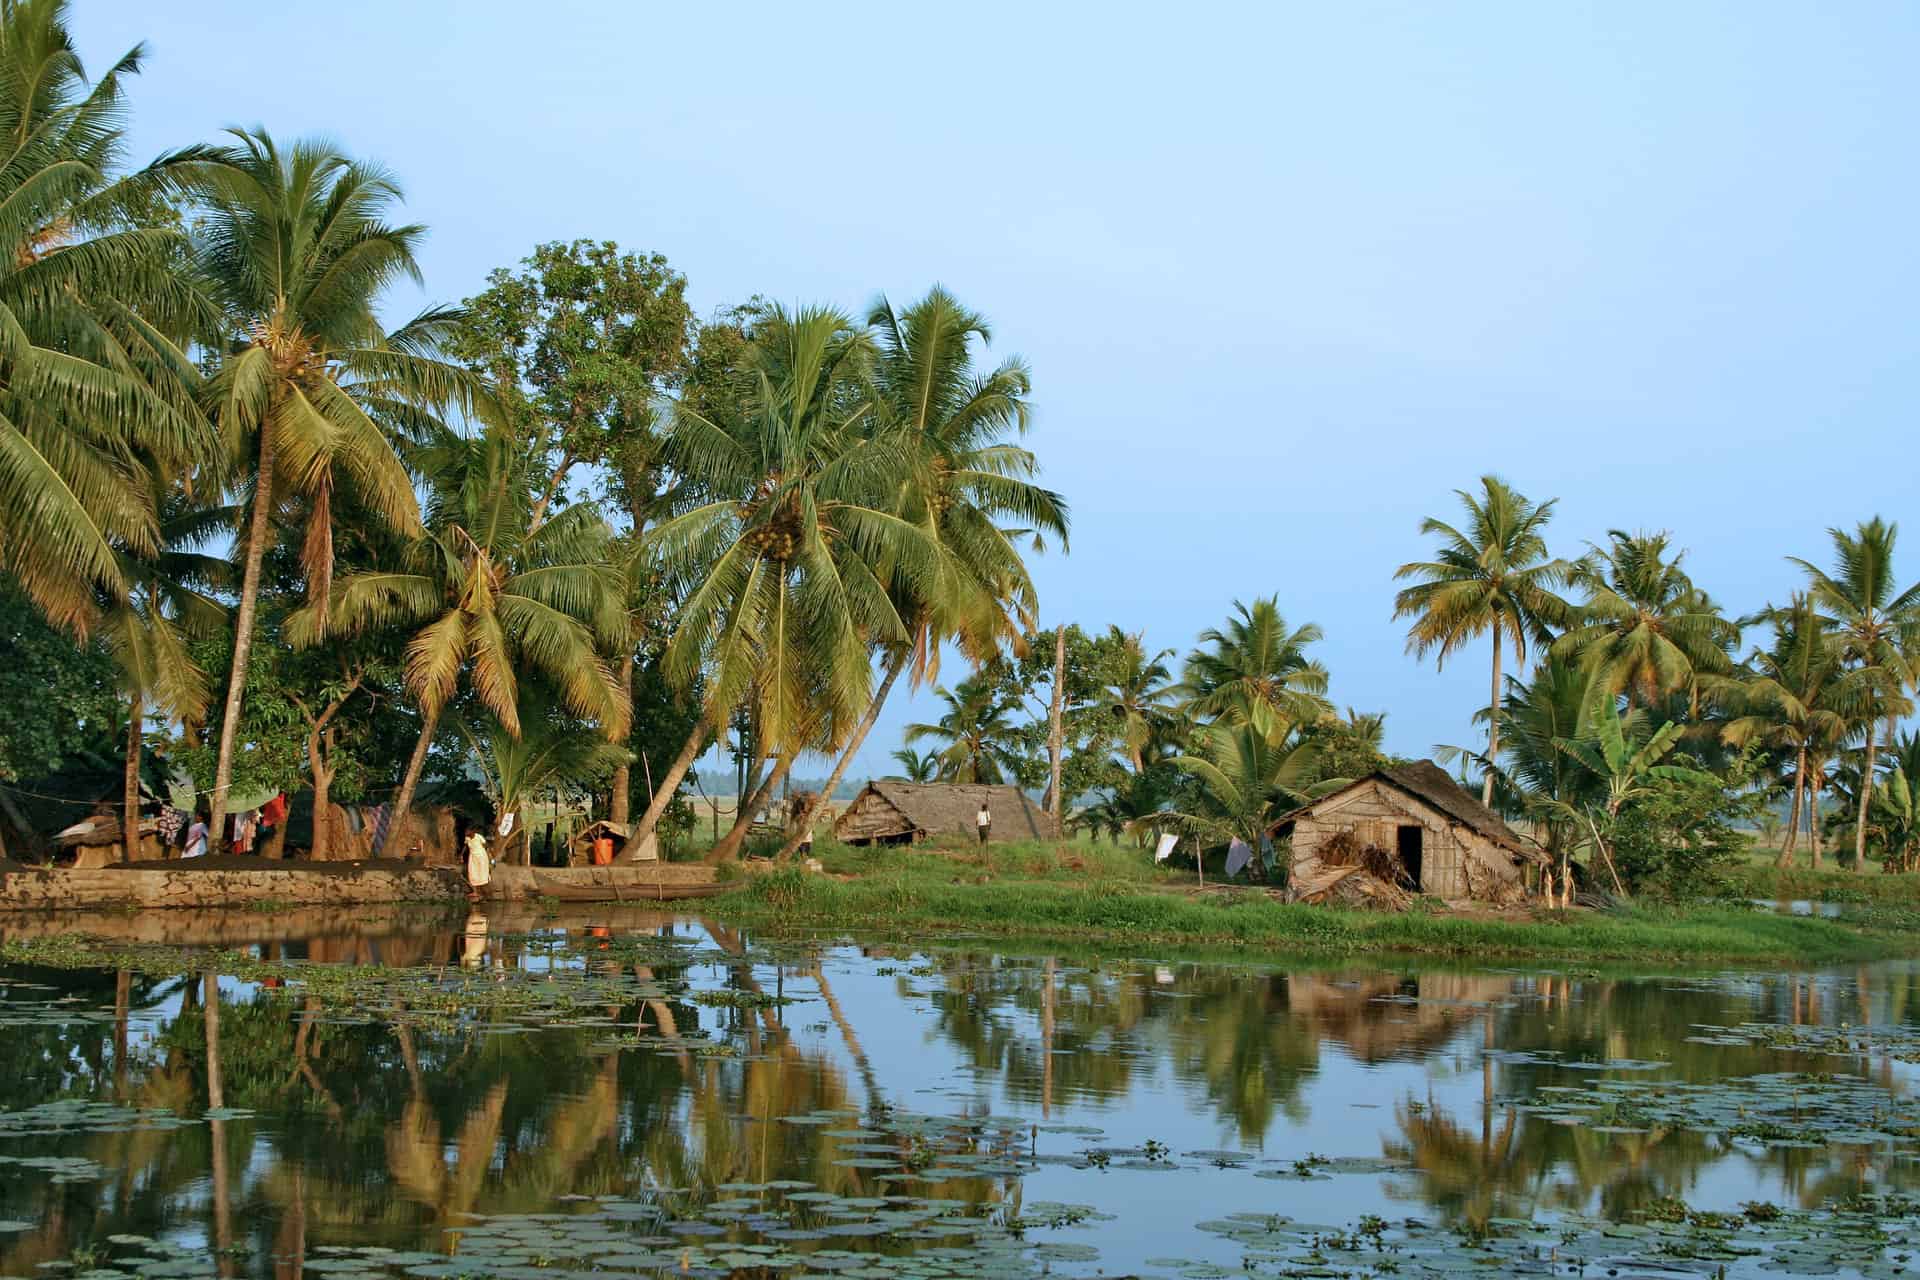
524, 870, 730, 903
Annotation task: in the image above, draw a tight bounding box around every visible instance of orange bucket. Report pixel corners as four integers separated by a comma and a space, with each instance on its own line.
592, 835, 614, 865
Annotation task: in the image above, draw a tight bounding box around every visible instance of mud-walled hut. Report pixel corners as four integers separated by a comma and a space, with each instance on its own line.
1270, 760, 1546, 906
833, 781, 1057, 846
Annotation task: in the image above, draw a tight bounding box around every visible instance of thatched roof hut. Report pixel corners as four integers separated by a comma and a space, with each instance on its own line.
833, 781, 1057, 846
1271, 760, 1546, 907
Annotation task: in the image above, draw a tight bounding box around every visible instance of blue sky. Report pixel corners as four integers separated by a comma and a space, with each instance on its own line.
84, 1, 1920, 777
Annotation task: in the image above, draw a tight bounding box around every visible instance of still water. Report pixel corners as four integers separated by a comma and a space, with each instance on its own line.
1, 905, 1918, 1278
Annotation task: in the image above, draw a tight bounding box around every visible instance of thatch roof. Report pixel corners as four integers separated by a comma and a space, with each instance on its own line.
834, 781, 1057, 843
1274, 759, 1545, 862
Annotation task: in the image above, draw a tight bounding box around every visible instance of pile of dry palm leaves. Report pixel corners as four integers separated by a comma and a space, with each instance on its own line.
1289, 829, 1416, 911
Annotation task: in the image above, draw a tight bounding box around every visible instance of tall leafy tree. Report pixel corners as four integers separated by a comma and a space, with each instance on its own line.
181, 130, 487, 848
1553, 530, 1736, 709
1394, 476, 1572, 806
1180, 597, 1331, 741
0, 0, 210, 634
1149, 722, 1326, 880
294, 425, 629, 847
886, 747, 940, 783
1790, 518, 1920, 871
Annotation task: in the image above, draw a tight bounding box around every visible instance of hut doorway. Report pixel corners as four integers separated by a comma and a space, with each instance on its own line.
1396, 825, 1424, 890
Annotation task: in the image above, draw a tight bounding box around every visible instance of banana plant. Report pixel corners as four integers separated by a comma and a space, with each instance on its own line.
1874, 763, 1920, 872
1551, 685, 1717, 897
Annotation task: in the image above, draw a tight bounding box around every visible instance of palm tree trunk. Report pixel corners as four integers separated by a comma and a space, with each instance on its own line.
1856, 726, 1881, 872
1779, 747, 1806, 868
1811, 767, 1825, 866
710, 755, 791, 863
620, 719, 708, 859
610, 656, 635, 827
123, 691, 143, 864
210, 429, 278, 853
1483, 620, 1503, 808
385, 707, 439, 857
777, 651, 907, 859
1046, 624, 1066, 829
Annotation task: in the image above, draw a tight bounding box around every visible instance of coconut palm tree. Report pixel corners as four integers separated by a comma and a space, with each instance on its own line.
620, 305, 940, 858
1180, 597, 1331, 741
774, 287, 1067, 858
1553, 530, 1737, 710
101, 486, 230, 861
905, 672, 1029, 784
1147, 721, 1329, 881
458, 696, 628, 865
1713, 597, 1863, 868
1439, 655, 1598, 864
0, 0, 211, 634
886, 747, 939, 783
180, 129, 488, 849
1394, 477, 1572, 806
1105, 629, 1179, 774
1790, 518, 1920, 871
292, 424, 628, 849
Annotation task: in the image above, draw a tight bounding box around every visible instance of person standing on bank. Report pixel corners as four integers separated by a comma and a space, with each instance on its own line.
976, 801, 991, 846
465, 828, 493, 901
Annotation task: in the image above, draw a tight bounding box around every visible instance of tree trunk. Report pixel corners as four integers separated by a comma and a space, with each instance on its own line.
610, 656, 635, 827
1810, 767, 1824, 866
202, 971, 224, 1109
777, 651, 908, 859
203, 971, 232, 1275
123, 691, 143, 864
384, 707, 439, 857
1483, 620, 1503, 808
1855, 726, 1881, 872
620, 719, 708, 859
709, 755, 791, 863
1046, 624, 1066, 828
210, 428, 278, 853
1779, 746, 1806, 869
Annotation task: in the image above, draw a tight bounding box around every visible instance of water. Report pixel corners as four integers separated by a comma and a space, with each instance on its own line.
2, 905, 1919, 1277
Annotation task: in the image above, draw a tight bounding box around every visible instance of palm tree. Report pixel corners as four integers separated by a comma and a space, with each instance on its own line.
1713, 597, 1862, 868
905, 673, 1028, 784
181, 130, 487, 849
1873, 732, 1920, 871
1439, 655, 1597, 865
1147, 721, 1329, 881
1394, 476, 1572, 806
1790, 518, 1920, 871
775, 287, 1067, 858
1105, 629, 1179, 773
886, 747, 939, 783
1553, 530, 1737, 710
621, 305, 939, 858
293, 425, 628, 849
0, 0, 211, 634
101, 486, 229, 861
458, 698, 628, 865
1180, 597, 1331, 741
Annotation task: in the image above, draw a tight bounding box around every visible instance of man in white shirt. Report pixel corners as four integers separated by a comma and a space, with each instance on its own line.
976, 803, 991, 846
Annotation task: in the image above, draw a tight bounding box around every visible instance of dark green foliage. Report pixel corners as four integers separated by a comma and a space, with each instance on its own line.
0, 585, 118, 782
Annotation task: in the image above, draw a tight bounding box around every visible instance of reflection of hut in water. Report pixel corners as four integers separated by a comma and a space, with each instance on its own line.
832, 781, 1056, 846
1281, 972, 1514, 1064
1272, 761, 1546, 906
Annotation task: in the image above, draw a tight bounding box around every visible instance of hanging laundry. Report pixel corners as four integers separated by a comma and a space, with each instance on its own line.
367, 803, 393, 855
157, 807, 187, 846
262, 792, 288, 829
1154, 832, 1179, 863
1225, 837, 1252, 877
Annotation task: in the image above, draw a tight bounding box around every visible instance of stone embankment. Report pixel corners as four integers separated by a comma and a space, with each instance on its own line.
0, 860, 719, 911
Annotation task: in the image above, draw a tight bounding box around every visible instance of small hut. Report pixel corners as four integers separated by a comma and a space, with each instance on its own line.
833, 781, 1057, 846
568, 819, 628, 866
1271, 760, 1546, 906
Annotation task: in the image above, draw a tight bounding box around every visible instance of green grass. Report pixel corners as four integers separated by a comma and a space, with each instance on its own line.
711, 837, 1911, 965
1723, 861, 1920, 907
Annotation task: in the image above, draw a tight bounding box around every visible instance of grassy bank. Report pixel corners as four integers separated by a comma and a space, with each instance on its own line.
706, 838, 1914, 965
1724, 861, 1920, 907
